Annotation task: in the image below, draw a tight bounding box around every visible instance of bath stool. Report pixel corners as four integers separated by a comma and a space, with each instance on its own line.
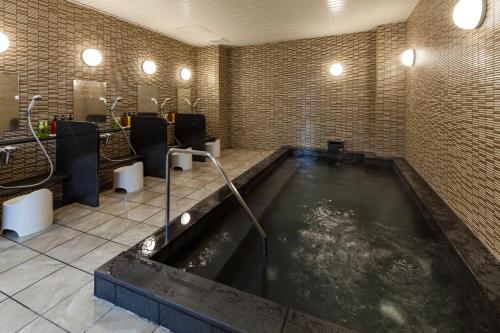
206, 139, 221, 158
171, 148, 193, 171
2, 188, 53, 237
113, 161, 144, 193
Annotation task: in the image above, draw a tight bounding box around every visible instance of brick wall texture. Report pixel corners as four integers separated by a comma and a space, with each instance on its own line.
0, 0, 498, 258
406, 0, 500, 257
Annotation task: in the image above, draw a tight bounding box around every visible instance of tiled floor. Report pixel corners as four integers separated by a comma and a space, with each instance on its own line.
0, 149, 272, 333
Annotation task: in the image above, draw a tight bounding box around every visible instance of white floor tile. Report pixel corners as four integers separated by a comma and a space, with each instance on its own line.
86, 307, 156, 333
72, 242, 128, 274
22, 226, 82, 253
0, 299, 37, 333
45, 234, 108, 264
0, 245, 39, 274
18, 316, 66, 333
45, 283, 113, 333
14, 266, 92, 313
0, 255, 64, 295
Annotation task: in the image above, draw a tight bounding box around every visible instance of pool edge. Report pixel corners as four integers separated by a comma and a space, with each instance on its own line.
94, 148, 500, 332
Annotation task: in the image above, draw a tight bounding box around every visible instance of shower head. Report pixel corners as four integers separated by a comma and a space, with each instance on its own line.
184, 98, 191, 106
160, 97, 171, 110
99, 97, 107, 105
110, 96, 123, 112
151, 98, 158, 107
27, 95, 42, 114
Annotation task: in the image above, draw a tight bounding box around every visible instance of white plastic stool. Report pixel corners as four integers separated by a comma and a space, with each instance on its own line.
113, 161, 144, 193
2, 189, 53, 237
206, 139, 221, 158
171, 148, 193, 171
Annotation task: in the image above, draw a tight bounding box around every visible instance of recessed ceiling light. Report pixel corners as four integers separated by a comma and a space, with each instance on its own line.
180, 68, 192, 81
330, 63, 343, 76
142, 60, 157, 75
453, 0, 486, 29
401, 49, 415, 67
82, 48, 102, 66
0, 32, 9, 53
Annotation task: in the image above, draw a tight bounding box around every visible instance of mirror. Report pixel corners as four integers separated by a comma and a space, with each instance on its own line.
0, 73, 20, 135
138, 85, 158, 115
177, 88, 191, 114
73, 80, 107, 123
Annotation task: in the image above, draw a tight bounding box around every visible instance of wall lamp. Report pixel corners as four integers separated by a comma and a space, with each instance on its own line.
330, 63, 343, 76
453, 0, 486, 29
0, 32, 9, 53
180, 68, 192, 81
82, 48, 103, 66
401, 48, 415, 67
142, 60, 157, 75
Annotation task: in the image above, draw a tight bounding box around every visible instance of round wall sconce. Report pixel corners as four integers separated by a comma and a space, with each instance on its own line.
81, 48, 102, 66
453, 0, 486, 29
401, 48, 415, 67
180, 68, 192, 81
0, 32, 10, 53
329, 63, 343, 76
142, 60, 157, 75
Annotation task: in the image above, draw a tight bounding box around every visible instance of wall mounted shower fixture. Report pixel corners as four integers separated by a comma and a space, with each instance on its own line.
180, 68, 192, 81
330, 63, 343, 76
401, 48, 415, 67
82, 48, 103, 66
0, 32, 9, 53
142, 60, 157, 75
453, 0, 486, 29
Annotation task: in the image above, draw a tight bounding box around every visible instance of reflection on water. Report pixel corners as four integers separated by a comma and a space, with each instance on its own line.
191, 158, 496, 332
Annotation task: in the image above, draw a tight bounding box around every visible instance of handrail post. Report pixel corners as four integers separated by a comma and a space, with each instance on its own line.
165, 148, 267, 257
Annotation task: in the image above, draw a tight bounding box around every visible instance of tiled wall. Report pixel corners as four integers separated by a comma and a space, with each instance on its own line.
374, 24, 407, 157
0, 0, 196, 185
195, 45, 232, 148
196, 46, 221, 142
228, 24, 408, 155
406, 0, 500, 258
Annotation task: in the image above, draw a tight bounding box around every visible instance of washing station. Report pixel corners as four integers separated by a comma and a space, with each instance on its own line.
0, 73, 66, 238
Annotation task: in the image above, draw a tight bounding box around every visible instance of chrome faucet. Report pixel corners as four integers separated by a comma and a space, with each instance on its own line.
0, 146, 18, 166
183, 98, 201, 113
160, 97, 171, 118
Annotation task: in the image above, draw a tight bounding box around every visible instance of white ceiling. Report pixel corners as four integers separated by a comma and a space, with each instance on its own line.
71, 0, 418, 46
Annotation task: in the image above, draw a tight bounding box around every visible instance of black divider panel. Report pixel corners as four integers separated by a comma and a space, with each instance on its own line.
174, 114, 206, 162
56, 121, 99, 207
131, 116, 167, 178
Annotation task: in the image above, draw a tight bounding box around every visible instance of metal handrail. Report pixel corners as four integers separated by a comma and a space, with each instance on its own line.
165, 148, 268, 256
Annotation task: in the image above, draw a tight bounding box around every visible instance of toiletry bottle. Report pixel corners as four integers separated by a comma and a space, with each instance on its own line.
127, 112, 131, 127
50, 116, 57, 134
121, 113, 127, 127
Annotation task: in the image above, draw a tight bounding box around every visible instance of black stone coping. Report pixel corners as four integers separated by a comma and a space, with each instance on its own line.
95, 147, 500, 332
0, 171, 70, 197
393, 158, 500, 317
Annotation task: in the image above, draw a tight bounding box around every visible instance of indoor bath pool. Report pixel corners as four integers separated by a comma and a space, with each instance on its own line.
162, 156, 498, 333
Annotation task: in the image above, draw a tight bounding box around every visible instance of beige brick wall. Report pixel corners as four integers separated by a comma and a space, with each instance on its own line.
406, 0, 500, 258
0, 0, 196, 184
227, 24, 408, 155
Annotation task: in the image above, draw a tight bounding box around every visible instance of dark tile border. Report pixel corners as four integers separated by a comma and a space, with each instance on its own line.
94, 148, 500, 332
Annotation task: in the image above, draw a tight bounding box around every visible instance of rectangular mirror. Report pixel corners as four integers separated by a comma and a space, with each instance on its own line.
73, 80, 107, 123
138, 85, 158, 115
0, 74, 20, 135
177, 88, 191, 114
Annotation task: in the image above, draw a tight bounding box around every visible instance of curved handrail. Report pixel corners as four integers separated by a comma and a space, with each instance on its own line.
165, 148, 268, 256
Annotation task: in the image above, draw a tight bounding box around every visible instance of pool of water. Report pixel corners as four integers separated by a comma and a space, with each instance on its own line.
168, 156, 497, 332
